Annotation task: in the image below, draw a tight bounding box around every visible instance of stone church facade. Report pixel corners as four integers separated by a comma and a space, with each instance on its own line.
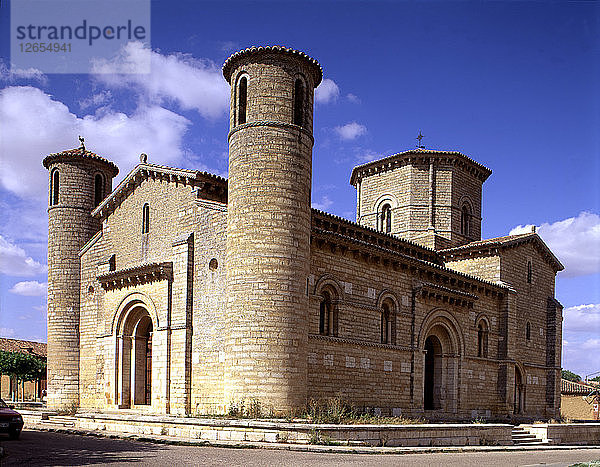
44, 46, 563, 420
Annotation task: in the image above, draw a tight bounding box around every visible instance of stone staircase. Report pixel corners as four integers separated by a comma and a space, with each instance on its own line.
512, 426, 545, 445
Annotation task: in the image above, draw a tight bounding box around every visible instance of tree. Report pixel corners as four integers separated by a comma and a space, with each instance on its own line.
0, 350, 46, 401
561, 369, 581, 382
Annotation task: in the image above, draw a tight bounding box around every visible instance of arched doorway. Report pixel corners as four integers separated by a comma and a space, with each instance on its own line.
424, 335, 442, 410
117, 306, 153, 408
421, 316, 462, 414
514, 366, 524, 414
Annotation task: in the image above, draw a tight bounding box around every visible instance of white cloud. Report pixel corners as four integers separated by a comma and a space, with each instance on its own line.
315, 78, 340, 104
346, 93, 361, 104
91, 41, 229, 119
510, 211, 600, 277
334, 122, 367, 141
0, 235, 47, 277
9, 281, 48, 296
0, 61, 47, 84
0, 85, 191, 200
563, 304, 600, 334
79, 90, 113, 110
0, 328, 15, 337
312, 195, 334, 211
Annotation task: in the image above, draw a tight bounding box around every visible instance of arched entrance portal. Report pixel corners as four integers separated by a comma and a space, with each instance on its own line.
514, 366, 524, 414
424, 335, 442, 410
421, 318, 461, 414
117, 306, 153, 408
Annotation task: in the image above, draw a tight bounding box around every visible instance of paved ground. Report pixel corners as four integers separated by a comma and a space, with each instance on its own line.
1, 430, 600, 466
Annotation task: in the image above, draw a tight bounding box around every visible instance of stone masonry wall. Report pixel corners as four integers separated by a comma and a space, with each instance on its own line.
308, 240, 508, 419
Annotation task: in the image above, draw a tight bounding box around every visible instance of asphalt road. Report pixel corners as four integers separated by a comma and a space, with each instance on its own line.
1, 430, 599, 467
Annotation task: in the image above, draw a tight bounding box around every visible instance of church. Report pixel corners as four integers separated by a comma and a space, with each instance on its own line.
44, 46, 563, 420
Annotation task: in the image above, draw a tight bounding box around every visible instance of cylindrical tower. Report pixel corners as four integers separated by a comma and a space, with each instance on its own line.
222, 46, 322, 413
43, 144, 118, 411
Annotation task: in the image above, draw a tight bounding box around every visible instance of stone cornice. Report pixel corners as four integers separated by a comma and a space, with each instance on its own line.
228, 120, 314, 143
349, 148, 492, 185
312, 209, 441, 264
308, 333, 414, 352
92, 163, 227, 219
97, 262, 172, 291
419, 282, 480, 308
311, 227, 507, 299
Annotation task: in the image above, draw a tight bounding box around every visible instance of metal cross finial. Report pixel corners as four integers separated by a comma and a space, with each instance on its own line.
416, 132, 425, 149
78, 135, 85, 150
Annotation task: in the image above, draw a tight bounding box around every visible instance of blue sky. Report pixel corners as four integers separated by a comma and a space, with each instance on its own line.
0, 1, 598, 378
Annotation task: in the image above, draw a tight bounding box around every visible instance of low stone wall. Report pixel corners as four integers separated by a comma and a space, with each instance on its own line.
73, 413, 512, 447
522, 423, 600, 445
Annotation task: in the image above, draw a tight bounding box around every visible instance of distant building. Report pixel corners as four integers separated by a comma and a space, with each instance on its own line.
44, 46, 563, 421
0, 337, 47, 401
561, 379, 600, 420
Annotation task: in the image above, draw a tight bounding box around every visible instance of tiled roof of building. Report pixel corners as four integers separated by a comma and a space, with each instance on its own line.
222, 45, 323, 86
561, 378, 599, 395
439, 232, 564, 272
349, 148, 492, 185
0, 337, 47, 358
42, 147, 119, 177
91, 163, 227, 220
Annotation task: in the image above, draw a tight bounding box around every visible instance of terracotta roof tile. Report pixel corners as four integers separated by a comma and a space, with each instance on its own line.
0, 337, 47, 357
222, 45, 322, 86
42, 147, 119, 177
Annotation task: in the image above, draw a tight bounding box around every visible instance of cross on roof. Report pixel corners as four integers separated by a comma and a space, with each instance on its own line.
417, 132, 425, 148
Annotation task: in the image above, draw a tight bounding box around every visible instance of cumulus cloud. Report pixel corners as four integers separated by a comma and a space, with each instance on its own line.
312, 195, 334, 211
334, 122, 367, 141
315, 78, 340, 104
0, 85, 191, 200
563, 304, 600, 334
510, 211, 600, 277
91, 41, 229, 119
0, 235, 47, 277
0, 61, 47, 84
346, 93, 361, 104
9, 281, 48, 296
79, 90, 113, 110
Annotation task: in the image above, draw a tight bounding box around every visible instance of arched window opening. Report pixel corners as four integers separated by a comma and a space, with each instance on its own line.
381, 300, 394, 344
477, 320, 489, 358
527, 260, 532, 284
238, 76, 247, 125
94, 173, 104, 207
526, 322, 531, 341
51, 169, 59, 205
461, 203, 471, 237
319, 289, 337, 336
380, 203, 392, 233
142, 203, 150, 234
293, 78, 304, 126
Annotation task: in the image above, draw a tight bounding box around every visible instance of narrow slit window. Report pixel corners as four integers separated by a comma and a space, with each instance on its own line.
526, 322, 531, 341
94, 174, 104, 207
527, 260, 532, 284
477, 321, 489, 358
51, 169, 59, 205
380, 204, 392, 233
238, 76, 247, 125
461, 204, 471, 236
142, 203, 150, 234
294, 78, 304, 126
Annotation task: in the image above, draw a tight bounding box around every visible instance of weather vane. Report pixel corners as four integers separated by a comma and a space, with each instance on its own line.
416, 132, 425, 149
78, 135, 85, 151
